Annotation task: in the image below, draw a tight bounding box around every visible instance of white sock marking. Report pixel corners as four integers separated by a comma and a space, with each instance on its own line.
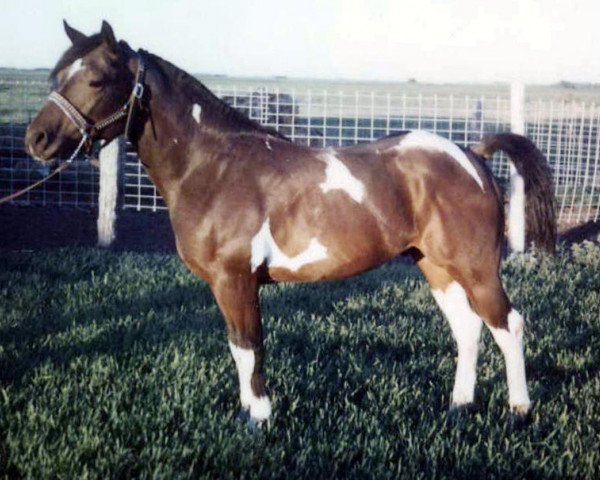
397, 131, 484, 190
431, 281, 482, 405
318, 151, 365, 203
66, 58, 85, 80
250, 219, 328, 273
228, 342, 271, 421
488, 309, 530, 409
192, 103, 202, 124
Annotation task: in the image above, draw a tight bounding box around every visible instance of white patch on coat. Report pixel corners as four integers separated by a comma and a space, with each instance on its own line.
397, 130, 484, 190
192, 104, 202, 124
228, 342, 272, 421
318, 151, 365, 203
431, 281, 483, 405
250, 219, 328, 273
173, 138, 179, 145
487, 309, 530, 410
66, 58, 85, 80
507, 163, 525, 251
265, 138, 273, 151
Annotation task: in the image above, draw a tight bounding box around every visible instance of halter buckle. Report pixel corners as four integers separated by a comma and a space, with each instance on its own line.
133, 83, 144, 99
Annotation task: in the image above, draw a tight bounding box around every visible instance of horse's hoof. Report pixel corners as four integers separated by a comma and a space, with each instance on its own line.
246, 416, 268, 433
509, 404, 532, 429
237, 407, 251, 424
237, 408, 268, 432
447, 402, 477, 423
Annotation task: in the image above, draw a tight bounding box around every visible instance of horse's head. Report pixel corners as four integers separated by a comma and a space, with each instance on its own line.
25, 21, 134, 162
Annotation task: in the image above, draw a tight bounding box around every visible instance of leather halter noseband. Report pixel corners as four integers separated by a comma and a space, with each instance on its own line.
47, 52, 146, 163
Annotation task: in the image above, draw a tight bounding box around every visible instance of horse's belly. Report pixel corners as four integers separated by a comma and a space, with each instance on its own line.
264, 229, 409, 283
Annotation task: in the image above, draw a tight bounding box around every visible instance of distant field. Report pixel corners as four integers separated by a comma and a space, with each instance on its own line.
2, 67, 600, 102
1, 68, 599, 130
0, 244, 599, 478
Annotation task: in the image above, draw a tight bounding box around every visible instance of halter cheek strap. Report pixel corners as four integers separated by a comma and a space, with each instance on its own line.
124, 56, 146, 139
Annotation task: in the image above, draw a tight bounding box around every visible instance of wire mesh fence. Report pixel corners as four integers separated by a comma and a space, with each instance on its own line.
1, 79, 599, 228
527, 99, 600, 225
123, 88, 513, 212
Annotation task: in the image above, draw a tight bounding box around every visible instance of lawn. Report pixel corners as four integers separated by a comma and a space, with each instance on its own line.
0, 243, 599, 478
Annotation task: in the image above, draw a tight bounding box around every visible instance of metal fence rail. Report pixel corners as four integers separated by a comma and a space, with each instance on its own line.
2, 79, 599, 228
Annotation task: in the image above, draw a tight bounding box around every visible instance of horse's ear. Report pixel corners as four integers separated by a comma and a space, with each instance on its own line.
63, 20, 87, 44
101, 20, 118, 51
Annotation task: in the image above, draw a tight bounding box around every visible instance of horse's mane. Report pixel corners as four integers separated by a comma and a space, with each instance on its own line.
140, 50, 289, 141
51, 37, 289, 141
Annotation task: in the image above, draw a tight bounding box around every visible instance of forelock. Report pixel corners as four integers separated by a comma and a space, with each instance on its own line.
49, 34, 104, 80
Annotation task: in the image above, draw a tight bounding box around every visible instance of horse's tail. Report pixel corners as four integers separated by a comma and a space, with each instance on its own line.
471, 133, 556, 253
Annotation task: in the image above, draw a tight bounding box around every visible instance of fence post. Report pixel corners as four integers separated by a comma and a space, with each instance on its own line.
509, 81, 526, 252
97, 137, 120, 247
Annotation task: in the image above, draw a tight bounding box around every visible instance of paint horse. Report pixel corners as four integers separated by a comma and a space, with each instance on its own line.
25, 21, 556, 427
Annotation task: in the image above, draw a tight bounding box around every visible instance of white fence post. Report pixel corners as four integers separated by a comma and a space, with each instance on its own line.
97, 138, 120, 247
509, 81, 526, 252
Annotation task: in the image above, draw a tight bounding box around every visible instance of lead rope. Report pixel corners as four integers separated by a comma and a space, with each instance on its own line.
0, 134, 89, 205
0, 163, 70, 205
0, 52, 145, 205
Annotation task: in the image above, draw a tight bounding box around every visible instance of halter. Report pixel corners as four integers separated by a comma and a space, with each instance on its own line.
47, 51, 146, 163
0, 52, 146, 205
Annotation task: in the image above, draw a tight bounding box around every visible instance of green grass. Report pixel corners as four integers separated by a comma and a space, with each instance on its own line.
0, 243, 599, 478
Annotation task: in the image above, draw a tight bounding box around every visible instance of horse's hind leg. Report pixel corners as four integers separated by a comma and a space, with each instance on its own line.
417, 257, 483, 411
210, 272, 271, 427
450, 266, 531, 419
418, 254, 531, 419
464, 277, 531, 418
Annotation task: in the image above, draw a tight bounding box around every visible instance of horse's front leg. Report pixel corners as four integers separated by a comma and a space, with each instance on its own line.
210, 272, 271, 427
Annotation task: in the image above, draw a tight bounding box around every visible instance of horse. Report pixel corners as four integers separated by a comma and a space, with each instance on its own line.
25, 21, 556, 428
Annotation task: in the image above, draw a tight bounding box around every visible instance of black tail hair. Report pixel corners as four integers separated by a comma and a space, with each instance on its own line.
472, 133, 556, 253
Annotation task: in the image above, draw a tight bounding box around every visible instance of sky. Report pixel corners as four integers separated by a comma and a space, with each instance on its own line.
1, 0, 599, 84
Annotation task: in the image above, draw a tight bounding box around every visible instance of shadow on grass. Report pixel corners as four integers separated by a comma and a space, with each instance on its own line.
0, 259, 418, 389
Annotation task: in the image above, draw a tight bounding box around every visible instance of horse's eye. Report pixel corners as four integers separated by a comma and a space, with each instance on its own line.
89, 79, 105, 88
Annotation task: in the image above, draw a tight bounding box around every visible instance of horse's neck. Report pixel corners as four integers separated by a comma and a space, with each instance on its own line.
131, 57, 273, 205
133, 68, 213, 197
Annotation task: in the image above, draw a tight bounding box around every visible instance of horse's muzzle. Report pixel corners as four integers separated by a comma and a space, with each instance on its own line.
24, 125, 56, 162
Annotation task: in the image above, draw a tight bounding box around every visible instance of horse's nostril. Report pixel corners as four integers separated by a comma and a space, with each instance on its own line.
35, 131, 48, 148
25, 128, 50, 155
24, 126, 53, 160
